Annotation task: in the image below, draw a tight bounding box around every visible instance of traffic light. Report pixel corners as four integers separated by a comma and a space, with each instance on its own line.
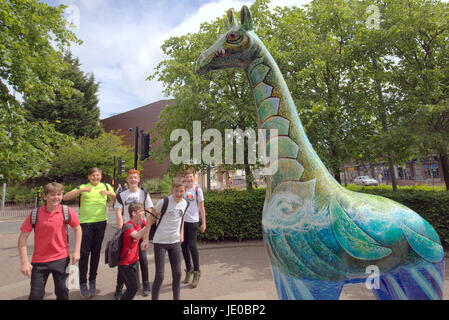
140, 132, 151, 161
117, 158, 126, 175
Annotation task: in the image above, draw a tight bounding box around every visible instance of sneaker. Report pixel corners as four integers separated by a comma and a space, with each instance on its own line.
80, 283, 91, 298
183, 269, 194, 284
89, 280, 96, 297
114, 287, 122, 300
190, 271, 201, 288
142, 281, 151, 297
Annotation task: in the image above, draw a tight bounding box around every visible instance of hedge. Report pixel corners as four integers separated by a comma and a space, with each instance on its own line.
199, 189, 265, 242
200, 187, 449, 249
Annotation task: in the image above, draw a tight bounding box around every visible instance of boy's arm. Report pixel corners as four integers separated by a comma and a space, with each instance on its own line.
130, 226, 147, 240
115, 207, 124, 229
180, 219, 185, 244
63, 187, 90, 201
71, 225, 82, 264
199, 201, 206, 233
107, 191, 116, 203
18, 232, 32, 277
141, 208, 157, 250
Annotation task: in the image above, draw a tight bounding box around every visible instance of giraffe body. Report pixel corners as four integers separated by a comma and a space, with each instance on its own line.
196, 6, 444, 300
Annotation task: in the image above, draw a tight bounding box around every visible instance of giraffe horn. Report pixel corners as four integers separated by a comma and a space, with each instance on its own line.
226, 9, 236, 29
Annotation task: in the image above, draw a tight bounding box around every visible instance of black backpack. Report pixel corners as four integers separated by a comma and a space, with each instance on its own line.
148, 197, 190, 241
105, 223, 139, 268
148, 197, 169, 241
116, 187, 149, 213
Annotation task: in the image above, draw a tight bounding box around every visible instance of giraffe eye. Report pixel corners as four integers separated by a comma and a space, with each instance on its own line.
227, 32, 238, 40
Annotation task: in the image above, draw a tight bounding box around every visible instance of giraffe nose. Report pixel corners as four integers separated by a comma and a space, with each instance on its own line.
196, 52, 210, 74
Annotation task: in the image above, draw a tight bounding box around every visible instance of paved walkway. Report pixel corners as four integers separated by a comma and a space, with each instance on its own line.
1, 213, 448, 300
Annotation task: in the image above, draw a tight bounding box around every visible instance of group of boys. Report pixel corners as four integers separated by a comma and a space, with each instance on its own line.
18, 169, 206, 300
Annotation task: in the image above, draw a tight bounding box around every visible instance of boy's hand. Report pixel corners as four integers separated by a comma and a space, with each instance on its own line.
21, 262, 32, 278
201, 222, 206, 233
71, 251, 80, 265
141, 239, 149, 250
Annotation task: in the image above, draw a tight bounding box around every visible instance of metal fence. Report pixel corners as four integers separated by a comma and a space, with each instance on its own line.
0, 202, 37, 218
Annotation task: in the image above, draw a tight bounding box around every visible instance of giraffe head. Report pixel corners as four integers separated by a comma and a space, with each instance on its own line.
196, 6, 258, 74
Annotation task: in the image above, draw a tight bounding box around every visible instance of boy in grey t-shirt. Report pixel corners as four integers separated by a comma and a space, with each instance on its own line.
142, 177, 188, 300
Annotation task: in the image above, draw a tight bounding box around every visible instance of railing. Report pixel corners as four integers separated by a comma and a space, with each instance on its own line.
1, 192, 163, 219
0, 202, 38, 218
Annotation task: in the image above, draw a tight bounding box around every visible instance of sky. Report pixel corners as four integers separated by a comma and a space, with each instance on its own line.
43, 0, 311, 119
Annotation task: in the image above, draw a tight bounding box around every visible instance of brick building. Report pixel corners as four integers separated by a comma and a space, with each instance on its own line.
101, 99, 174, 180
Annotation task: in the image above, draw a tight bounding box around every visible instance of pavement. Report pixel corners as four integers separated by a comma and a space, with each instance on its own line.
1, 210, 449, 300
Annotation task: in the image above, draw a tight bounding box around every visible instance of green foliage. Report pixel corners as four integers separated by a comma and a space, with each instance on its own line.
48, 131, 134, 180
0, 106, 72, 183
23, 52, 103, 139
199, 188, 265, 241
0, 0, 81, 183
148, 1, 273, 187
160, 174, 173, 196
142, 178, 161, 193
5, 185, 38, 204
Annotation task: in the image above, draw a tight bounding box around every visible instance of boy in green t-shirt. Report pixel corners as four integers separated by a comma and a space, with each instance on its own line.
63, 167, 115, 298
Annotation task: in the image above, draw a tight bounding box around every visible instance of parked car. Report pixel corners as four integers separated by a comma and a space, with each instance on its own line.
353, 176, 379, 186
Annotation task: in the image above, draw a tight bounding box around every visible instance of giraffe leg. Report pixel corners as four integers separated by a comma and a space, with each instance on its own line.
372, 260, 445, 300
271, 265, 344, 300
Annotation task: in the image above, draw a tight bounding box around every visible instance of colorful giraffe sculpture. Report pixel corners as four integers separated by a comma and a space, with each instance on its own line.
196, 6, 445, 300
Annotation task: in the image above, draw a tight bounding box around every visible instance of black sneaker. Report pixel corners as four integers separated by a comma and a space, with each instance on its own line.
89, 280, 96, 297
80, 283, 90, 298
114, 288, 122, 300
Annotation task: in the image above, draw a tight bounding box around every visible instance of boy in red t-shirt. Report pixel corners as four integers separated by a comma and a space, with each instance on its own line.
118, 202, 147, 300
18, 182, 82, 300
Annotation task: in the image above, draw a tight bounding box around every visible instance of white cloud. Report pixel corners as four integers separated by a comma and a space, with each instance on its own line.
50, 0, 312, 118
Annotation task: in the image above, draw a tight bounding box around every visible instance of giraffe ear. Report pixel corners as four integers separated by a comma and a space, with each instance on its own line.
240, 5, 253, 31
225, 9, 237, 29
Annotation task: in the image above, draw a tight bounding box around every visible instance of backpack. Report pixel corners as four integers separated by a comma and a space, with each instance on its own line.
30, 205, 71, 241
148, 197, 190, 241
148, 197, 169, 241
116, 187, 149, 214
105, 223, 139, 268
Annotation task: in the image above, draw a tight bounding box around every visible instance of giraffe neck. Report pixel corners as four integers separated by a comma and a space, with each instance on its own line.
244, 32, 336, 188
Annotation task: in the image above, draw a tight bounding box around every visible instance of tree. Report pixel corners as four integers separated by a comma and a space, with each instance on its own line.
384, 0, 449, 190
149, 0, 273, 190
0, 0, 81, 182
48, 131, 134, 182
267, 0, 379, 183
23, 52, 103, 138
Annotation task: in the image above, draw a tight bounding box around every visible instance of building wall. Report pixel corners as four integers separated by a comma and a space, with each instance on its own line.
100, 99, 174, 180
